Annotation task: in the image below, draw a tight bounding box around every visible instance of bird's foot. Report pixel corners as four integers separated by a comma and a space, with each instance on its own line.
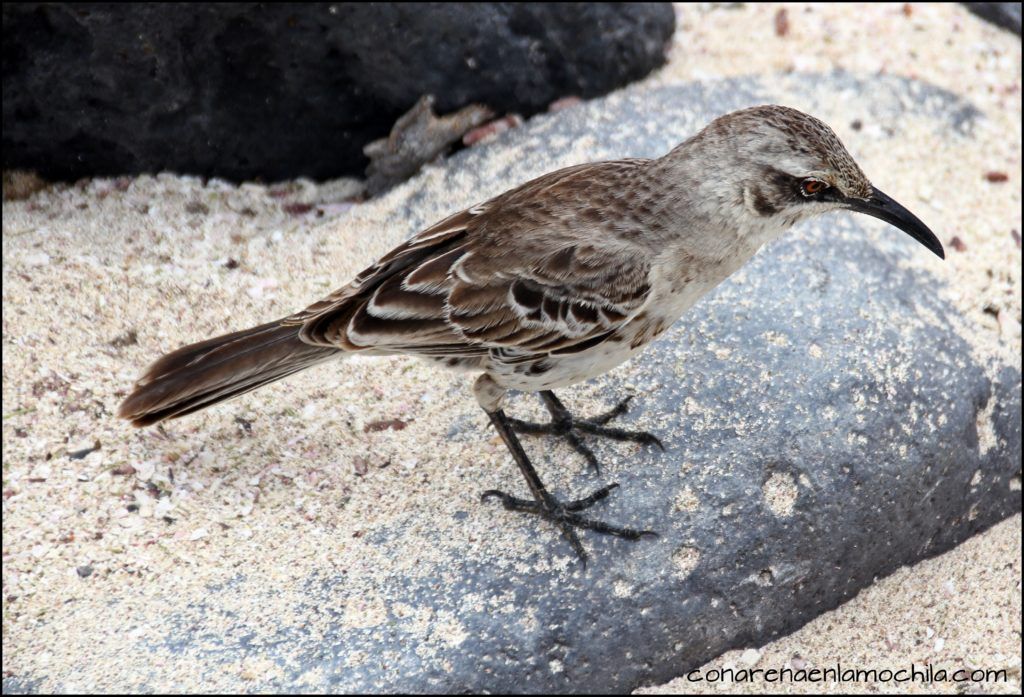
481, 483, 657, 565
508, 395, 664, 473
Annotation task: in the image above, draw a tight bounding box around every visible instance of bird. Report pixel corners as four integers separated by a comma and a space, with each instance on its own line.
119, 104, 944, 565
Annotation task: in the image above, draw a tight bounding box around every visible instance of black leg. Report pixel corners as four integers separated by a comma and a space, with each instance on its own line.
482, 408, 657, 566
506, 391, 664, 474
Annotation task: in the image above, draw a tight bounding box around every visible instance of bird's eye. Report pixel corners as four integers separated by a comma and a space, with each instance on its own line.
801, 179, 828, 196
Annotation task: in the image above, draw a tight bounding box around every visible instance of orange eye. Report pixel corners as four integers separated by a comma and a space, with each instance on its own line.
802, 179, 828, 196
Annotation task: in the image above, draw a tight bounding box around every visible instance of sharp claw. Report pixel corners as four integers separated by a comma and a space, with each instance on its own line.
508, 394, 664, 471
591, 395, 633, 425
566, 431, 600, 473
568, 534, 587, 564
479, 479, 656, 563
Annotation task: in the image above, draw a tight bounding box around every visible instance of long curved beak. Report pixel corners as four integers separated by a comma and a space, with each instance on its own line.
846, 187, 945, 259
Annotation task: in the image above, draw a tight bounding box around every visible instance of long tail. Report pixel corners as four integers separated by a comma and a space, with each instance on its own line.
118, 320, 340, 427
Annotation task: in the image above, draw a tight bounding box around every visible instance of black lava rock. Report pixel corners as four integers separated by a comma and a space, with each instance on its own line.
1, 3, 675, 182
963, 2, 1023, 35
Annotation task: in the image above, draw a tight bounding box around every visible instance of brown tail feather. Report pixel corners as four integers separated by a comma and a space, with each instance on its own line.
118, 320, 340, 427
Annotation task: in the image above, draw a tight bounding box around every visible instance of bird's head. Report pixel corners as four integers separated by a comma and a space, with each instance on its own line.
695, 105, 944, 259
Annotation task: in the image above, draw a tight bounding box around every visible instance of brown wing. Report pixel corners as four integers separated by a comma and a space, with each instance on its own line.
288, 159, 654, 360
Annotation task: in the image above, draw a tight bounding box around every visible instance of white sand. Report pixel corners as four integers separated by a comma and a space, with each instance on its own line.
2, 2, 1020, 693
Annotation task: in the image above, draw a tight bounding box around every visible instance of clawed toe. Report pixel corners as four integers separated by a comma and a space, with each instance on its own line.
563, 482, 619, 510
574, 420, 665, 450
481, 489, 539, 512
588, 395, 634, 425
481, 481, 657, 564
566, 515, 658, 540
508, 392, 664, 473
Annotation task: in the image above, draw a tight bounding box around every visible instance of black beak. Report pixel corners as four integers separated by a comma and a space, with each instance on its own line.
846, 187, 945, 259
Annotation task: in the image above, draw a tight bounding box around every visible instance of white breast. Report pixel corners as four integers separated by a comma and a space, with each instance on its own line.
486, 245, 746, 392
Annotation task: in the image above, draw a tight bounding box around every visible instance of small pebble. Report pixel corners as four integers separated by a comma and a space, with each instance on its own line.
67, 441, 101, 460
739, 648, 762, 666
463, 115, 523, 146
283, 202, 314, 216
774, 8, 790, 37
548, 96, 582, 112
363, 418, 408, 433
109, 330, 138, 347
134, 461, 156, 481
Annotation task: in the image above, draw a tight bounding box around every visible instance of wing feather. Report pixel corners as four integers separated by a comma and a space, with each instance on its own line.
287, 159, 655, 362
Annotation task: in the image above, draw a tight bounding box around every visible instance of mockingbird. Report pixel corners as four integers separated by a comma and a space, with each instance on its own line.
119, 105, 944, 564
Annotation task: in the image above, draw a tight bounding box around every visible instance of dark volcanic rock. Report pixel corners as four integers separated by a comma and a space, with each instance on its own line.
963, 2, 1023, 35
1, 3, 675, 183
4, 73, 1020, 694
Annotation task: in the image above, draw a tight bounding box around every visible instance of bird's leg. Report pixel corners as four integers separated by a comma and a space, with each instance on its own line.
507, 391, 664, 473
481, 408, 657, 566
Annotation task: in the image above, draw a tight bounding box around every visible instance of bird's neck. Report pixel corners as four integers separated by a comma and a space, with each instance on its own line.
640, 155, 788, 266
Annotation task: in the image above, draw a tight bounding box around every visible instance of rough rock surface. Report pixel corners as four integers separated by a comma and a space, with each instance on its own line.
1, 3, 674, 183
963, 2, 1023, 35
2, 73, 1020, 693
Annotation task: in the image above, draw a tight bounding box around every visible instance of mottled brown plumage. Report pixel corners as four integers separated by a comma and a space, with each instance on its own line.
119, 105, 943, 563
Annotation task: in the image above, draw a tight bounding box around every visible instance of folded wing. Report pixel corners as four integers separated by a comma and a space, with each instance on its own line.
288, 159, 655, 362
